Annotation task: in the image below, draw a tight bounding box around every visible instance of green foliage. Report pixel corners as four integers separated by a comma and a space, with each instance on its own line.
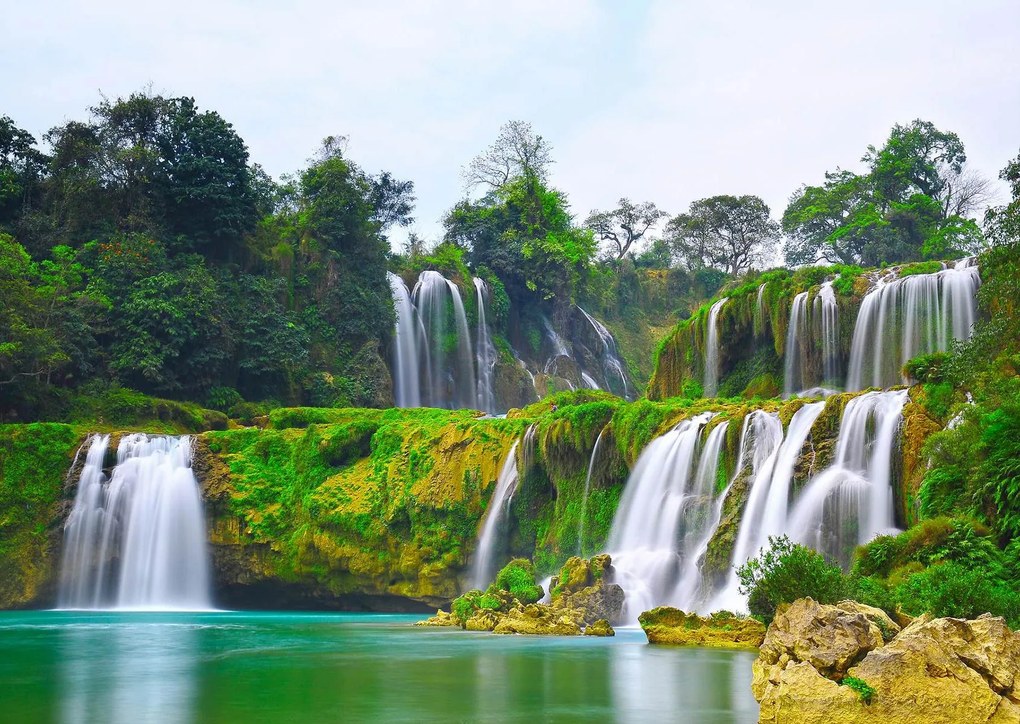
903, 352, 950, 384
737, 536, 848, 623
898, 260, 943, 277
493, 558, 543, 604
894, 562, 1020, 625
840, 677, 875, 705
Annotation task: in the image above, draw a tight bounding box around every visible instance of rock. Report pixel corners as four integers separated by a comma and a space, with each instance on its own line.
415, 610, 459, 627
753, 597, 884, 698
638, 607, 765, 650
753, 599, 1020, 724
584, 619, 615, 637
835, 600, 901, 642
548, 554, 625, 625
464, 609, 501, 632
492, 604, 582, 636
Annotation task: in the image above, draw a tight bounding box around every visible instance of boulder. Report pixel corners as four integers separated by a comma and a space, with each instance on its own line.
415, 609, 459, 627
464, 609, 501, 632
753, 597, 884, 696
549, 554, 625, 625
753, 599, 1020, 724
638, 607, 765, 650
492, 604, 582, 636
584, 619, 615, 637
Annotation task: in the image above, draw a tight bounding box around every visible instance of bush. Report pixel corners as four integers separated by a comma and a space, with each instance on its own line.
737, 536, 848, 623
894, 561, 1020, 625
841, 676, 875, 704
492, 558, 543, 604
903, 352, 950, 384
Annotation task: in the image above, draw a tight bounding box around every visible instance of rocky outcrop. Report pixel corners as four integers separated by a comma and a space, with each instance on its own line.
492, 604, 583, 636
753, 598, 1020, 724
547, 555, 625, 625
638, 607, 765, 650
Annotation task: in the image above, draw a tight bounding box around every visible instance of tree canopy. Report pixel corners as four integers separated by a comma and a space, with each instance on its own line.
665, 194, 781, 274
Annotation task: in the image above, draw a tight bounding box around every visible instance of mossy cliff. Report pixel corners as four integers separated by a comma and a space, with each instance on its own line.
648, 266, 865, 400
0, 383, 947, 610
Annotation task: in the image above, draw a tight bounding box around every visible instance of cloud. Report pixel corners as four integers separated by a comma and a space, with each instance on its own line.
3, 0, 1018, 250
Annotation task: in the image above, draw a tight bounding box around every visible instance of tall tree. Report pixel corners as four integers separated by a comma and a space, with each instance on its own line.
585, 198, 667, 260
0, 116, 48, 228
665, 195, 780, 274
463, 121, 553, 191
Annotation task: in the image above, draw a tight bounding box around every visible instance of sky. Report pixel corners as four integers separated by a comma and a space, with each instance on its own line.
3, 0, 1019, 252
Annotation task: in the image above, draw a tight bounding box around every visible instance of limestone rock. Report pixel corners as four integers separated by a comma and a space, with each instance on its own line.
464, 609, 501, 632
492, 604, 582, 636
835, 599, 901, 642
638, 607, 765, 650
753, 599, 1020, 724
415, 610, 459, 627
584, 619, 615, 637
548, 554, 625, 625
753, 597, 884, 696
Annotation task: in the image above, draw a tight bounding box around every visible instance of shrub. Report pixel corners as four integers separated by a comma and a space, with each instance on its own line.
493, 558, 543, 604
893, 561, 1020, 626
903, 352, 949, 384
737, 536, 847, 623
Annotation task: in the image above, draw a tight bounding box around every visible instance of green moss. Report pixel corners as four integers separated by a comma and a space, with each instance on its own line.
841, 676, 875, 704
0, 423, 83, 607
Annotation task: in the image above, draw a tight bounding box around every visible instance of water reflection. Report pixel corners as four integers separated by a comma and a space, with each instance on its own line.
60, 619, 197, 724
0, 613, 759, 723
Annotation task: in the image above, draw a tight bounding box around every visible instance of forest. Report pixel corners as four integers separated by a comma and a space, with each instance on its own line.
2, 92, 1010, 424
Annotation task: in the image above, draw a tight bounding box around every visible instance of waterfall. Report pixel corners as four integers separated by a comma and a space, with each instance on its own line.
387, 272, 421, 408
712, 404, 825, 609
788, 389, 908, 566
753, 283, 768, 338
470, 440, 522, 589
846, 263, 979, 390
783, 292, 809, 397
58, 434, 212, 610
413, 270, 477, 409
577, 427, 608, 555
577, 307, 631, 399
703, 298, 728, 397
606, 413, 724, 620
672, 420, 729, 611
814, 282, 840, 386
473, 278, 497, 414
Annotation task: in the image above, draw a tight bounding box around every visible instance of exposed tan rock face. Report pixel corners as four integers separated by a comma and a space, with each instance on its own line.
491, 604, 582, 636
638, 607, 765, 650
584, 619, 615, 637
753, 598, 1020, 724
548, 554, 625, 625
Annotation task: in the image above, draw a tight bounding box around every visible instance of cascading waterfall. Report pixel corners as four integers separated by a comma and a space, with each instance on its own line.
471, 440, 522, 589
408, 271, 478, 409
712, 404, 825, 610
788, 389, 908, 567
387, 272, 422, 408
783, 292, 809, 397
814, 281, 840, 386
577, 307, 631, 399
753, 283, 767, 337
671, 420, 729, 612
473, 278, 497, 414
606, 413, 723, 620
703, 298, 728, 397
846, 263, 979, 390
784, 282, 840, 397
577, 427, 608, 555
58, 434, 212, 610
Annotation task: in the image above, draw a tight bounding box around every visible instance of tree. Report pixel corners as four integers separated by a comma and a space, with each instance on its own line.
784, 120, 988, 267
0, 116, 48, 227
985, 149, 1020, 246
665, 195, 780, 274
463, 121, 553, 191
585, 198, 668, 260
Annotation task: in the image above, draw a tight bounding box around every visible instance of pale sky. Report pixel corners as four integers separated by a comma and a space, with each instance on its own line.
3, 0, 1019, 252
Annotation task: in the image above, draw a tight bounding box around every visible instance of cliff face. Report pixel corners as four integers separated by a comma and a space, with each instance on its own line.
0, 387, 944, 611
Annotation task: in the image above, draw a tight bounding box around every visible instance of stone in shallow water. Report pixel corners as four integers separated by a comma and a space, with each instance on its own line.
415, 610, 459, 627
638, 607, 765, 650
491, 604, 582, 636
583, 619, 615, 637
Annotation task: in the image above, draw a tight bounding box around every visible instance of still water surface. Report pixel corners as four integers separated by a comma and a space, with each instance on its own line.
0, 611, 759, 723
